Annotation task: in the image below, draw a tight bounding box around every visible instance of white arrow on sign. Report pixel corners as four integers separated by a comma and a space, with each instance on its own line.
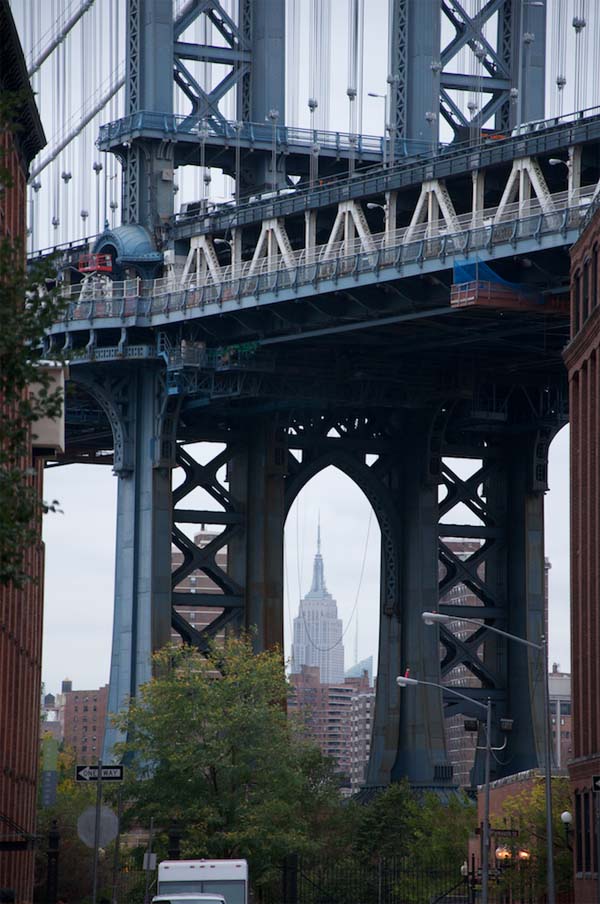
77, 766, 98, 781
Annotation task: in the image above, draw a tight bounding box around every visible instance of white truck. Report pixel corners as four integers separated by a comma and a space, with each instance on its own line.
153, 859, 249, 904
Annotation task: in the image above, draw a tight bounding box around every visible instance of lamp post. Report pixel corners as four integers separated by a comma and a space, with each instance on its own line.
267, 108, 279, 192
367, 91, 387, 167
422, 610, 556, 904
561, 810, 572, 850
397, 674, 493, 903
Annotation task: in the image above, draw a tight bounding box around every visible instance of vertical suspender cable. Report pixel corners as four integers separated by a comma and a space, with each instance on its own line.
287, 0, 300, 127
594, 0, 600, 109
356, 0, 364, 136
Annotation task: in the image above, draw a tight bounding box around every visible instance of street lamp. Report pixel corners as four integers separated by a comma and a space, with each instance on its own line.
396, 673, 494, 903
367, 91, 388, 167
267, 109, 279, 192
422, 610, 556, 904
560, 810, 573, 849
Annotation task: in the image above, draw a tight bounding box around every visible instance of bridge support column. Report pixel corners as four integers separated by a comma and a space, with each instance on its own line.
438, 399, 560, 788
477, 434, 547, 779
367, 416, 453, 790
99, 366, 177, 758
228, 421, 287, 651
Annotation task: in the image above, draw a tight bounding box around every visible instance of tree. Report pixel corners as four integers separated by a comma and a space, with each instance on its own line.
0, 92, 65, 587
112, 638, 343, 886
34, 746, 113, 904
499, 775, 574, 900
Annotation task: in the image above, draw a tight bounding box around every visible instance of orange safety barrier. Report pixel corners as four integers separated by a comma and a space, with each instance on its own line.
77, 253, 113, 273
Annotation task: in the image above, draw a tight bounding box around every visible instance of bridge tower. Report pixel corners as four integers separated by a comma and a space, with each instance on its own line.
389, 0, 546, 146
93, 0, 556, 794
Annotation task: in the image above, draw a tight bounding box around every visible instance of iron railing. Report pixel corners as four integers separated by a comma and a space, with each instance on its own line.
52, 191, 585, 331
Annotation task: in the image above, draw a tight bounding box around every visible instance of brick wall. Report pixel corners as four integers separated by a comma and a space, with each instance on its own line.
565, 206, 600, 902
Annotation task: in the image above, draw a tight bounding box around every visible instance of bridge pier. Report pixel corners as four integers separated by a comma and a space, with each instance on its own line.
228, 420, 287, 651
85, 366, 177, 759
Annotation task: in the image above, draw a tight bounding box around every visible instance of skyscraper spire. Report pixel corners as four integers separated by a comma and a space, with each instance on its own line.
309, 519, 327, 595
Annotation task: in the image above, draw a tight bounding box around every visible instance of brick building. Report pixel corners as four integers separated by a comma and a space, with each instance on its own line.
348, 683, 375, 793
171, 529, 227, 641
549, 664, 572, 770
565, 205, 600, 901
0, 4, 48, 902
62, 685, 109, 764
288, 664, 371, 788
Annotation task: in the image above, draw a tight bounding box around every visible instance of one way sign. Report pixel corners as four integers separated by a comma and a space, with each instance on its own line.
592, 775, 600, 793
75, 764, 124, 782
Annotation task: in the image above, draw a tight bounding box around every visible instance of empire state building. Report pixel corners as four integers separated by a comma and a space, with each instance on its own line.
290, 525, 344, 684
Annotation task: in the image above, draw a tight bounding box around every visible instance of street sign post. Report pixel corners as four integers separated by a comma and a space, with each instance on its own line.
75, 761, 124, 904
75, 764, 124, 782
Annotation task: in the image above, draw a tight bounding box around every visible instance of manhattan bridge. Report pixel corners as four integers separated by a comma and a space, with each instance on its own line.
14, 0, 600, 790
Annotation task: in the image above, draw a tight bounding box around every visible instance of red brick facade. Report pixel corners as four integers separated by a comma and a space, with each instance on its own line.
0, 460, 45, 903
565, 206, 600, 902
0, 3, 46, 901
62, 686, 110, 764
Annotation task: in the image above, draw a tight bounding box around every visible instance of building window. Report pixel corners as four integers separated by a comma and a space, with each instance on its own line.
582, 262, 590, 323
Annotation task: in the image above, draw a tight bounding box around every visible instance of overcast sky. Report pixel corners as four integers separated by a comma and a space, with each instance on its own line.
30, 0, 575, 694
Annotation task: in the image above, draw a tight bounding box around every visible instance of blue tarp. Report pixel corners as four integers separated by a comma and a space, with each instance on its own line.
453, 260, 543, 302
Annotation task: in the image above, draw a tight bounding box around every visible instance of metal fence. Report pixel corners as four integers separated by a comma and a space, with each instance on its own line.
256, 856, 537, 904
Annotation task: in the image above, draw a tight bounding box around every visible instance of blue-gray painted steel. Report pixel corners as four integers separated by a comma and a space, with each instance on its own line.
98, 366, 174, 760
388, 1, 547, 143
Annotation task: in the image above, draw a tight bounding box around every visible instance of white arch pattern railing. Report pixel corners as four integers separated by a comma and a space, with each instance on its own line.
55, 187, 591, 326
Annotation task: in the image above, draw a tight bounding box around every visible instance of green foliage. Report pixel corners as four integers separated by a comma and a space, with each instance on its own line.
34, 746, 114, 903
0, 92, 66, 586
113, 638, 343, 886
498, 775, 574, 899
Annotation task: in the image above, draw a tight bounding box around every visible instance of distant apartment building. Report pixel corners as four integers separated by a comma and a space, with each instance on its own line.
549, 664, 572, 768
171, 528, 227, 641
348, 682, 375, 792
288, 664, 371, 787
290, 527, 344, 684
62, 685, 109, 763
